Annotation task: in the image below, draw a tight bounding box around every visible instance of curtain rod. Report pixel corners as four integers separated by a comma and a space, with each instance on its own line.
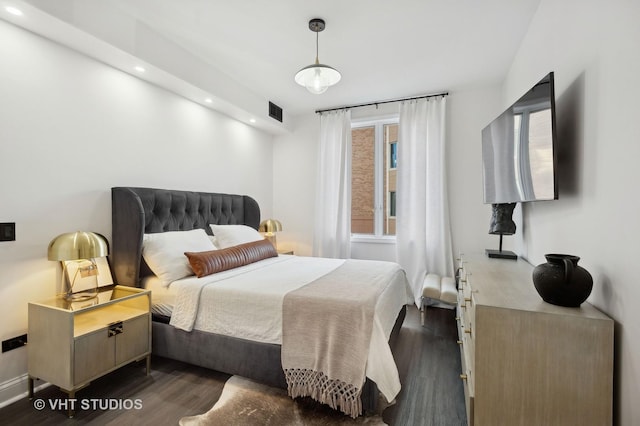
315, 91, 448, 114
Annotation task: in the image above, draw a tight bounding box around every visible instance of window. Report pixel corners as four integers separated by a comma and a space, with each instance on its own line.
389, 142, 397, 169
351, 117, 398, 237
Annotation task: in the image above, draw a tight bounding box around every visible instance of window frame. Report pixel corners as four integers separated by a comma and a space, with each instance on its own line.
350, 114, 399, 240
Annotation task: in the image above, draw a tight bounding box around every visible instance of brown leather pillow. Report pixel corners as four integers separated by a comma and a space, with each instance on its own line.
185, 238, 278, 278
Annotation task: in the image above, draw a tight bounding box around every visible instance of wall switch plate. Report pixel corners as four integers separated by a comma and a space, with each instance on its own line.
0, 222, 15, 241
2, 334, 27, 353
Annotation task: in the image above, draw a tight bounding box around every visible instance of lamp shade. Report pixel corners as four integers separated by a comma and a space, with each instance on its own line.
294, 63, 342, 95
259, 219, 282, 234
48, 231, 108, 261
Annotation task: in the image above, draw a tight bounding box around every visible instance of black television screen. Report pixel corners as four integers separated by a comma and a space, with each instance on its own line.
482, 72, 558, 204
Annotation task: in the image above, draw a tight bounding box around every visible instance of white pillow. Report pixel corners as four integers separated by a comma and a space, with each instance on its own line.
209, 224, 263, 249
142, 229, 216, 286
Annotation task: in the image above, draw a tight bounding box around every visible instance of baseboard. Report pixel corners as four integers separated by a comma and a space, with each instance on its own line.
0, 374, 49, 409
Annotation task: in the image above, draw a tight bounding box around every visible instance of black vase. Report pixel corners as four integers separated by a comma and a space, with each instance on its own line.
532, 254, 593, 307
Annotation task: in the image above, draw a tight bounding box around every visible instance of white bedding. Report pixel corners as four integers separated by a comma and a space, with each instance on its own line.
145, 255, 412, 402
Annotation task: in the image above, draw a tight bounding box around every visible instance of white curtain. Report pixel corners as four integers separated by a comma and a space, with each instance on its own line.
396, 97, 454, 306
313, 110, 352, 259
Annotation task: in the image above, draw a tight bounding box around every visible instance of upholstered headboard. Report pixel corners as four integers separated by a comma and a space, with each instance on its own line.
111, 187, 260, 287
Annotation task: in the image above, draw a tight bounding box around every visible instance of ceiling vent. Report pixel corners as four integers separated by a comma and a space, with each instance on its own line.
269, 102, 283, 122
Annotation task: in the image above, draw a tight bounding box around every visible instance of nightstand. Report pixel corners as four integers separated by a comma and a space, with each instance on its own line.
277, 249, 294, 255
27, 285, 151, 417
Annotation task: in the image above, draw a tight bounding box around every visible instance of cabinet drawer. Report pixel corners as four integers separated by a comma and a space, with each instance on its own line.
459, 335, 474, 426
458, 296, 474, 338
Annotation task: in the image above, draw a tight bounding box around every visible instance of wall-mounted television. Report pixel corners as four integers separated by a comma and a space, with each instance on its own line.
482, 72, 558, 204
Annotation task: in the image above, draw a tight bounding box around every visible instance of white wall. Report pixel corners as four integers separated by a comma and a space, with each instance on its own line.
0, 19, 273, 404
447, 86, 506, 258
502, 1, 640, 424
272, 113, 319, 256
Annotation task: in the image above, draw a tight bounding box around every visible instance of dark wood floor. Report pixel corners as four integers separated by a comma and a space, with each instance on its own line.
383, 306, 467, 426
1, 305, 466, 425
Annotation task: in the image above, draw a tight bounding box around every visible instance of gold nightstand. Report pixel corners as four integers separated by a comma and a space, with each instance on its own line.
27, 285, 151, 417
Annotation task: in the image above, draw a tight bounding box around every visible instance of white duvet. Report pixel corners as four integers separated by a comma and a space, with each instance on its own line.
149, 255, 412, 403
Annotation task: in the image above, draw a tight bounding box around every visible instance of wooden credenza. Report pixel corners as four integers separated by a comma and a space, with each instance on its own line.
456, 254, 613, 426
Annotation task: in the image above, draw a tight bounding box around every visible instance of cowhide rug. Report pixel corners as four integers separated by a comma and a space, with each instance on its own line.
179, 376, 388, 426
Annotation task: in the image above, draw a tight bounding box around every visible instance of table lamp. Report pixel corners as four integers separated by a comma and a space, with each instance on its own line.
48, 231, 108, 301
259, 219, 282, 249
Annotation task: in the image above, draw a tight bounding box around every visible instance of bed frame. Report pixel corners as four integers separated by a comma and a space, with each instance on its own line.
111, 186, 405, 412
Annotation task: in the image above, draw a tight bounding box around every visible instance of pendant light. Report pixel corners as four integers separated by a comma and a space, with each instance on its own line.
294, 18, 341, 94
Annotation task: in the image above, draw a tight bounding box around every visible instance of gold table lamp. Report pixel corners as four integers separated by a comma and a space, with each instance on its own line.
259, 219, 282, 249
48, 231, 108, 301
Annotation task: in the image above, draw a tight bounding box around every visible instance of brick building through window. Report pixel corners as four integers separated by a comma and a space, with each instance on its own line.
351, 119, 398, 236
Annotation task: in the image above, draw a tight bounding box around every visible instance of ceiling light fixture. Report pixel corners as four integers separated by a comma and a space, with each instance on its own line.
294, 18, 341, 95
134, 66, 145, 73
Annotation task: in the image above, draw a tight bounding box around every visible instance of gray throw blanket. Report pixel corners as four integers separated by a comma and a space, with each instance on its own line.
282, 260, 397, 418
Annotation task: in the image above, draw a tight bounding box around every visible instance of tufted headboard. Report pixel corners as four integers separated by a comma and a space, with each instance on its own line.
111, 187, 260, 287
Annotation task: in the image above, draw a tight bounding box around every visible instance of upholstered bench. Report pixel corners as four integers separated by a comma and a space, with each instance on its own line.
421, 273, 457, 325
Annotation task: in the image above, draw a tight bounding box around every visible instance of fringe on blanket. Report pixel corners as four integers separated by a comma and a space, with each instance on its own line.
284, 368, 363, 418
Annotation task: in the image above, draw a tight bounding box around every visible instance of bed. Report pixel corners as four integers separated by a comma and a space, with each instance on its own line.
110, 187, 410, 416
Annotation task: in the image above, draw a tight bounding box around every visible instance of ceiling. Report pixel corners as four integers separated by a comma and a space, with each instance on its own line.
2, 0, 541, 134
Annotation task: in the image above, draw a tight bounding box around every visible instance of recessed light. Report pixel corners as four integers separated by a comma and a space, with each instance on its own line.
205, 98, 213, 103
134, 66, 146, 73
6, 6, 23, 16
249, 118, 256, 124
